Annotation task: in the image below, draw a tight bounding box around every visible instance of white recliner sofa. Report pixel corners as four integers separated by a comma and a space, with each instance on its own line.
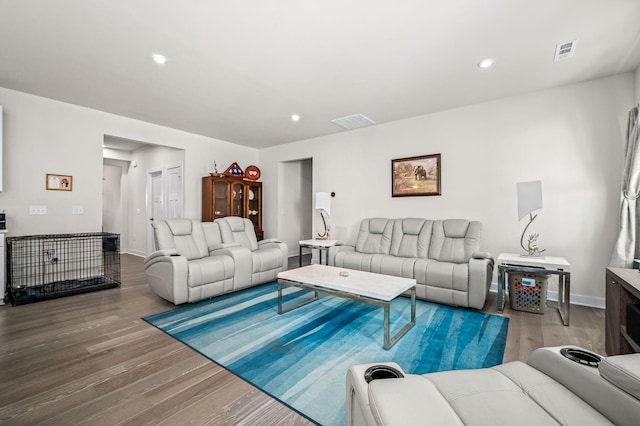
216, 216, 289, 286
329, 218, 493, 309
347, 346, 640, 426
144, 218, 287, 304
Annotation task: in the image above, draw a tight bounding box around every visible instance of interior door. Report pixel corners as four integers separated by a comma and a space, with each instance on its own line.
147, 170, 164, 254
165, 164, 183, 219
146, 163, 184, 255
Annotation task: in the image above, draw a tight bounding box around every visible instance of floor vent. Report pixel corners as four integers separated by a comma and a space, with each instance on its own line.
331, 113, 376, 130
554, 40, 577, 61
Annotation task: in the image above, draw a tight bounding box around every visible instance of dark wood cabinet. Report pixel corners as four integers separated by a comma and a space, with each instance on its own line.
202, 174, 263, 240
605, 267, 640, 355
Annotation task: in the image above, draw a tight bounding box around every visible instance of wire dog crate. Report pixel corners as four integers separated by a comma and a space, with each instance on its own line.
6, 232, 121, 305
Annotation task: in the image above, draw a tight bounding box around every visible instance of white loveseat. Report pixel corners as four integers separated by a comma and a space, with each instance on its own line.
328, 218, 493, 309
144, 218, 287, 304
347, 346, 640, 426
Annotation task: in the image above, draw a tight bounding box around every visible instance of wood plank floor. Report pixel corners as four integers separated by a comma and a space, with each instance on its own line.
0, 254, 605, 425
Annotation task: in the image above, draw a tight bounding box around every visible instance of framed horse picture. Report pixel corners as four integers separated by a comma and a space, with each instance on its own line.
391, 154, 441, 197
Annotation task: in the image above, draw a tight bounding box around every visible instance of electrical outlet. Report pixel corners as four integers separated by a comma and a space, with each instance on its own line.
72, 206, 84, 215
29, 205, 47, 215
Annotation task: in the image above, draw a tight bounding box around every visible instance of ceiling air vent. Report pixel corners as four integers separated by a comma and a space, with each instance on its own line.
554, 40, 578, 61
331, 113, 376, 130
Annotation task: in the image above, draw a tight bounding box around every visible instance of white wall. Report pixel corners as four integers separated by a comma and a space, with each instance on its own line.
0, 87, 257, 238
260, 73, 636, 306
102, 164, 123, 234
278, 158, 313, 256
635, 65, 640, 103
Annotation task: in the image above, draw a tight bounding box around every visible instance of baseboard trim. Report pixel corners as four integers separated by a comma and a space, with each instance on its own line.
489, 282, 605, 309
123, 249, 146, 258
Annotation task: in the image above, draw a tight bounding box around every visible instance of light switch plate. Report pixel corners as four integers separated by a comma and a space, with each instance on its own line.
72, 206, 84, 215
29, 205, 47, 215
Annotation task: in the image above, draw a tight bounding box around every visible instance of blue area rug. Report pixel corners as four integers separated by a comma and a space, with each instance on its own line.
143, 282, 509, 425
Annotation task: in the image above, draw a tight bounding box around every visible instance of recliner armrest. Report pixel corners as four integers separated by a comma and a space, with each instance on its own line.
144, 249, 179, 266
368, 376, 464, 426
472, 251, 494, 264
258, 238, 281, 246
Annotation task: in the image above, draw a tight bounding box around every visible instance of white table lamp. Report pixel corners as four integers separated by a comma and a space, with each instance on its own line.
517, 180, 546, 257
315, 192, 331, 239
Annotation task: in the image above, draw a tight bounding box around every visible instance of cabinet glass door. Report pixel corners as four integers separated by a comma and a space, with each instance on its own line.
247, 183, 261, 230
214, 181, 229, 218
232, 183, 245, 217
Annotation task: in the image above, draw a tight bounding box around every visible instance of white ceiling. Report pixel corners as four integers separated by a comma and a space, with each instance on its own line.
1, 1, 639, 149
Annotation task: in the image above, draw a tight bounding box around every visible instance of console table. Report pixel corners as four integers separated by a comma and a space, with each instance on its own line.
605, 267, 640, 355
298, 239, 340, 267
497, 253, 571, 326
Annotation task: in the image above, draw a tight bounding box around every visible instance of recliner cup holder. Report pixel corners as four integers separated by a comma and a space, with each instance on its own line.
560, 347, 602, 367
364, 365, 405, 383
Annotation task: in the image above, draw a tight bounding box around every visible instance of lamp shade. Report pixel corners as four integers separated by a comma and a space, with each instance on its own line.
517, 181, 543, 220
315, 192, 331, 216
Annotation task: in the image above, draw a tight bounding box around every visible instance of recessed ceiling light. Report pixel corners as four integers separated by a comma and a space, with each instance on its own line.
478, 58, 494, 69
152, 54, 167, 65
291, 114, 300, 122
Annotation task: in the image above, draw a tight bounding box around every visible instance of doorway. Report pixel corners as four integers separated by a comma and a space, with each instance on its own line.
278, 158, 313, 258
146, 163, 183, 254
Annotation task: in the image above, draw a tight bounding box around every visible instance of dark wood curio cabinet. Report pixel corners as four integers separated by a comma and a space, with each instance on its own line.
202, 174, 263, 240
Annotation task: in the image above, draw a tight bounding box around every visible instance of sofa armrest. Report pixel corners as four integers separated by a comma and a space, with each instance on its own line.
472, 251, 494, 264
368, 376, 464, 426
467, 255, 494, 309
144, 252, 189, 305
527, 346, 640, 426
258, 238, 280, 246
346, 363, 404, 426
329, 244, 354, 266
210, 244, 253, 289
144, 249, 178, 266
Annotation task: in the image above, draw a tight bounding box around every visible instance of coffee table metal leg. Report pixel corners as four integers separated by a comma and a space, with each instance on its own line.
383, 287, 416, 350
278, 280, 319, 314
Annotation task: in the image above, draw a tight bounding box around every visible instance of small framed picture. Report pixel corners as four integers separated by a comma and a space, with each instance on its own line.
46, 174, 73, 191
392, 154, 441, 197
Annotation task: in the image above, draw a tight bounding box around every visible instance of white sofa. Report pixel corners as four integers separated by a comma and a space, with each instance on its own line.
144, 218, 287, 304
347, 346, 640, 426
329, 218, 493, 309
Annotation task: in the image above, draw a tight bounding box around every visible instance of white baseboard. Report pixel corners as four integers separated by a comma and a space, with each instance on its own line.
489, 282, 605, 309
123, 249, 146, 258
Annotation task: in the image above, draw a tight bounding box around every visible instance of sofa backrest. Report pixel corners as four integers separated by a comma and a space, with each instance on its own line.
428, 220, 481, 263
355, 218, 394, 254
390, 218, 433, 258
152, 219, 209, 260
202, 221, 223, 248
216, 217, 259, 251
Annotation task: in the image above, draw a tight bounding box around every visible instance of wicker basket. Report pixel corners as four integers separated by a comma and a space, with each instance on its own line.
508, 272, 548, 313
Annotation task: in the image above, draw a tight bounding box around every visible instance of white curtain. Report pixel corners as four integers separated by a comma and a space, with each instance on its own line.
611, 105, 640, 268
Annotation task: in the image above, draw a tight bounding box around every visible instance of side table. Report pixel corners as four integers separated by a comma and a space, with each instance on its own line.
497, 253, 571, 326
298, 239, 340, 267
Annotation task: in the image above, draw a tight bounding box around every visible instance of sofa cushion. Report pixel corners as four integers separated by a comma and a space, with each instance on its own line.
373, 255, 416, 279
429, 220, 481, 263
335, 251, 377, 272
424, 363, 614, 426
355, 218, 394, 254
251, 247, 284, 273
389, 218, 432, 258
599, 353, 640, 400
188, 256, 234, 287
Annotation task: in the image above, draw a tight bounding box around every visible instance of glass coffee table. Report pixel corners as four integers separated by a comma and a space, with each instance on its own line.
277, 264, 416, 350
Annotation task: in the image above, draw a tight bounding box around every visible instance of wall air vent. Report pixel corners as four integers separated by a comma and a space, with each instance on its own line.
554, 40, 578, 61
331, 113, 376, 130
